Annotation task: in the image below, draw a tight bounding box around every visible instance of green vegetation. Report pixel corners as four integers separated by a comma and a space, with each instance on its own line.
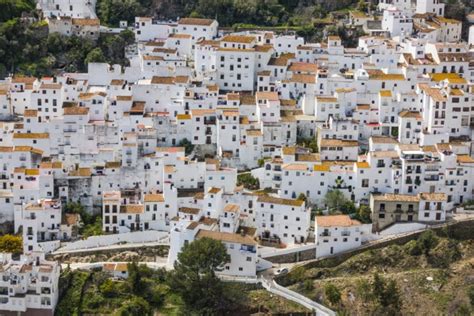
323, 189, 349, 213
168, 237, 238, 314
138, 0, 362, 28
279, 230, 474, 315
96, 0, 375, 44
0, 234, 22, 254
296, 136, 318, 153
321, 190, 371, 223
64, 202, 102, 238
97, 0, 152, 26
237, 172, 260, 190
371, 273, 401, 314
355, 204, 371, 223
0, 0, 35, 23
178, 138, 194, 156
56, 263, 169, 315
0, 9, 135, 78
57, 238, 307, 314
324, 283, 341, 306
296, 193, 307, 202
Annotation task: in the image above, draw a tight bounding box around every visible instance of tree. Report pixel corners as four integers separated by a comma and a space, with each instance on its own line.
356, 204, 372, 223
167, 237, 230, 313
372, 273, 401, 310
237, 173, 260, 190
81, 217, 103, 238
380, 279, 401, 308
357, 0, 368, 13
417, 230, 438, 255
324, 283, 341, 306
84, 48, 106, 65
372, 273, 385, 300
0, 235, 22, 254
97, 0, 148, 26
0, 0, 35, 23
340, 200, 356, 214
296, 136, 318, 153
127, 261, 144, 295
178, 138, 194, 155
324, 189, 346, 213
117, 297, 152, 316
99, 279, 117, 298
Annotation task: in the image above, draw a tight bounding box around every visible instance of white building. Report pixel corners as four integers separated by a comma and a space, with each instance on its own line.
256, 195, 310, 246
416, 0, 445, 16
315, 215, 363, 257
0, 252, 60, 315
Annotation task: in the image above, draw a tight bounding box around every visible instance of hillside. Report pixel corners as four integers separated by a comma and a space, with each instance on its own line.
279, 230, 474, 315
56, 268, 308, 315
96, 0, 361, 27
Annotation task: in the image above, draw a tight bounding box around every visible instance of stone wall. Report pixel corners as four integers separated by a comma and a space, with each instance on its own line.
264, 247, 316, 264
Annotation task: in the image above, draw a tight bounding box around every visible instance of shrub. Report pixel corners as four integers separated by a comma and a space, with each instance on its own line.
355, 279, 373, 302
99, 279, 117, 298
0, 235, 22, 254
117, 297, 152, 316
417, 230, 438, 255
237, 173, 260, 190
468, 286, 474, 306
302, 279, 314, 292
324, 283, 341, 306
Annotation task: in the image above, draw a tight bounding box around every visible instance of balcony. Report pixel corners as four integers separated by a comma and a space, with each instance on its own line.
320, 231, 331, 237
341, 231, 350, 237
240, 245, 256, 253
41, 287, 51, 295
204, 118, 216, 125
425, 175, 439, 181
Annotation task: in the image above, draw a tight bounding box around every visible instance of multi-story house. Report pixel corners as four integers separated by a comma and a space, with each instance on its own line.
315, 215, 364, 257
0, 252, 60, 315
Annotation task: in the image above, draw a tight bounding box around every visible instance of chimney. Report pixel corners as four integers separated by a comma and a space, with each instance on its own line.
240, 229, 245, 237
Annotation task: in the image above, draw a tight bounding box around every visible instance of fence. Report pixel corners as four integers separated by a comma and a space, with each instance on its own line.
54, 230, 169, 253
260, 277, 335, 316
